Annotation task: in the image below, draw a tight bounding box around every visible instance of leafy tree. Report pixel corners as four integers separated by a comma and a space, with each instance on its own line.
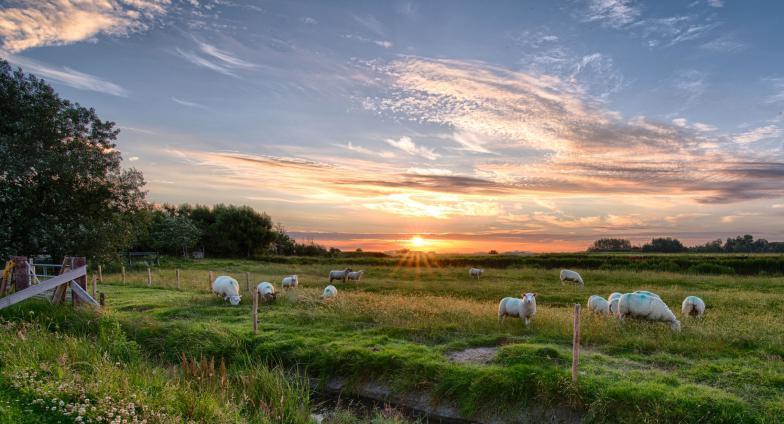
148, 213, 201, 257
0, 60, 147, 261
642, 237, 686, 253
488, 250, 498, 255
588, 238, 633, 252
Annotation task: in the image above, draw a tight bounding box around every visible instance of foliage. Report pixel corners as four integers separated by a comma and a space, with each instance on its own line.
588, 238, 634, 252
0, 60, 147, 261
642, 237, 686, 253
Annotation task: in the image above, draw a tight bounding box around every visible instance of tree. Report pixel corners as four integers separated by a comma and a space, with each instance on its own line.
0, 60, 147, 261
149, 213, 201, 257
588, 238, 633, 252
642, 237, 685, 253
488, 250, 498, 255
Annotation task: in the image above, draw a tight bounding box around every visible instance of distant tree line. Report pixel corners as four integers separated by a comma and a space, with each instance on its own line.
588, 235, 784, 253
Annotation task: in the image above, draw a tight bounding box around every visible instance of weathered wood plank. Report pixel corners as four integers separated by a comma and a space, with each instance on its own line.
69, 280, 100, 307
0, 266, 87, 310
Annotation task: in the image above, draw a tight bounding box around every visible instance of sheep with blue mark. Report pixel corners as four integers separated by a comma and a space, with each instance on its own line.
617, 292, 681, 331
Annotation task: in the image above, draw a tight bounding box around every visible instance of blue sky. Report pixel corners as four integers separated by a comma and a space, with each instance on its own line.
2, 0, 783, 251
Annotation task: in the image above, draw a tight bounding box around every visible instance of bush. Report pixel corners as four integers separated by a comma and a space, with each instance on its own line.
688, 263, 736, 275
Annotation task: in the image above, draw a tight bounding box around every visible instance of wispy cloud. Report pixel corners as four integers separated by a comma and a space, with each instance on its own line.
7, 55, 128, 96
733, 125, 782, 144
350, 13, 385, 36
701, 36, 745, 52
334, 142, 396, 158
175, 40, 256, 77
0, 0, 170, 53
171, 96, 209, 110
580, 0, 641, 28
707, 0, 724, 7
385, 136, 440, 160
341, 34, 393, 48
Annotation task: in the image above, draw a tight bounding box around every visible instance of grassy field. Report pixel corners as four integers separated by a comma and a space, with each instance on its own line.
2, 256, 784, 422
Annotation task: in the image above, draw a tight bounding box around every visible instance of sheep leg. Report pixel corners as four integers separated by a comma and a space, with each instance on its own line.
523, 317, 530, 327
499, 314, 506, 325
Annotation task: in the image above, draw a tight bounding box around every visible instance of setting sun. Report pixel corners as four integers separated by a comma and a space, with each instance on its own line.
409, 236, 428, 248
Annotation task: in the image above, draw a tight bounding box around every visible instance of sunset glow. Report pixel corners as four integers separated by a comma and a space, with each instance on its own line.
4, 0, 782, 252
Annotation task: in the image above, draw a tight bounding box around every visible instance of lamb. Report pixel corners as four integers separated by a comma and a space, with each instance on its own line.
328, 268, 353, 283
346, 270, 364, 281
681, 296, 706, 318
617, 292, 681, 331
321, 285, 338, 300
498, 293, 537, 326
212, 276, 242, 306
256, 282, 276, 303
587, 295, 610, 314
281, 275, 298, 289
469, 268, 483, 279
560, 269, 584, 288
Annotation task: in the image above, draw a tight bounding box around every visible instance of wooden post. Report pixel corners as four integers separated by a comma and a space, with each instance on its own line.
11, 256, 30, 292
121, 266, 126, 285
147, 268, 152, 287
245, 272, 250, 293
70, 257, 87, 306
252, 289, 258, 333
176, 269, 181, 290
91, 274, 97, 299
208, 271, 214, 290
572, 303, 581, 384
99, 292, 105, 307
97, 265, 103, 284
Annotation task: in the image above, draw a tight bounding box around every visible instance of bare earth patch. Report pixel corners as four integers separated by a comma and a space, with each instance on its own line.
446, 347, 499, 365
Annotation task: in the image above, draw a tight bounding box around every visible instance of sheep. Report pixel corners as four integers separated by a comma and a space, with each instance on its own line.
469, 268, 483, 279
608, 297, 621, 316
587, 295, 610, 314
560, 269, 584, 288
328, 268, 353, 283
281, 275, 299, 289
256, 282, 277, 303
321, 285, 338, 300
498, 293, 537, 326
346, 270, 364, 281
633, 290, 660, 298
212, 276, 242, 306
617, 292, 681, 331
681, 296, 706, 318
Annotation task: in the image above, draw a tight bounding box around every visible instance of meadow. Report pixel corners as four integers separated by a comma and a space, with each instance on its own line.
2, 254, 783, 423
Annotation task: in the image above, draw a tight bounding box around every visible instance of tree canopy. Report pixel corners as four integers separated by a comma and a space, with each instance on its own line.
0, 60, 147, 261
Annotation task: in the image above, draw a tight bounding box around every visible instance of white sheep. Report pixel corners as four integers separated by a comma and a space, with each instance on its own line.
346, 270, 364, 281
560, 269, 584, 288
256, 282, 277, 303
498, 293, 537, 326
281, 275, 299, 289
469, 268, 483, 279
617, 292, 681, 331
587, 295, 610, 314
212, 276, 242, 306
634, 290, 660, 298
681, 296, 706, 318
328, 268, 353, 283
321, 285, 338, 300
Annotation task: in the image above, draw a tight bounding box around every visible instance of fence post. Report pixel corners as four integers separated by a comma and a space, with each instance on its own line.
572, 303, 581, 384
91, 274, 97, 299
99, 292, 105, 307
176, 269, 181, 290
252, 289, 258, 334
11, 256, 30, 292
121, 266, 126, 285
97, 265, 103, 284
208, 271, 214, 291
70, 257, 87, 306
245, 272, 250, 293
147, 268, 152, 287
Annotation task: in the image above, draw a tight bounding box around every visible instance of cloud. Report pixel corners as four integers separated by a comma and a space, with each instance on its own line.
701, 36, 745, 52
301, 17, 317, 25
580, 0, 641, 28
175, 40, 256, 77
707, 0, 724, 7
171, 96, 209, 110
350, 13, 385, 36
364, 193, 500, 219
765, 78, 784, 104
127, 156, 139, 161
733, 125, 782, 144
385, 136, 440, 160
0, 0, 170, 53
341, 34, 393, 48
334, 142, 396, 158
6, 55, 128, 96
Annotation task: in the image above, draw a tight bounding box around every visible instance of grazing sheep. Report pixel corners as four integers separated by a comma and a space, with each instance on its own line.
346, 270, 364, 281
498, 293, 537, 326
634, 290, 661, 298
256, 282, 277, 302
681, 296, 706, 318
618, 292, 681, 331
212, 276, 242, 306
608, 292, 623, 302
328, 268, 353, 283
587, 295, 610, 314
560, 269, 584, 288
469, 268, 483, 279
321, 285, 338, 300
281, 275, 299, 289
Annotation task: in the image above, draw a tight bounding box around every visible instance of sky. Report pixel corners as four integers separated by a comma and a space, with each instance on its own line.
1, 0, 783, 253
